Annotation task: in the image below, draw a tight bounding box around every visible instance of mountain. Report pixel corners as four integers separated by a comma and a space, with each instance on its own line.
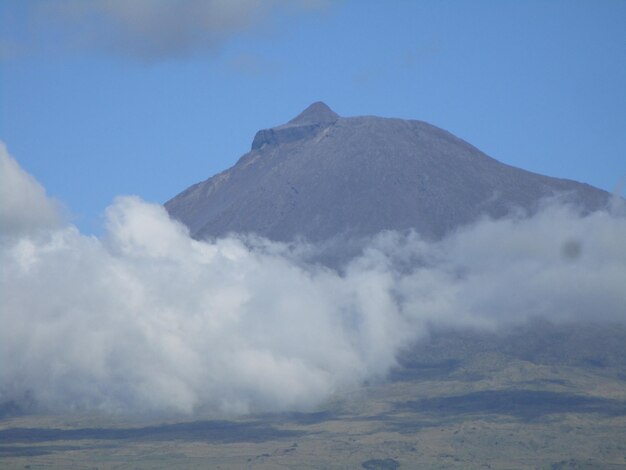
165, 102, 609, 242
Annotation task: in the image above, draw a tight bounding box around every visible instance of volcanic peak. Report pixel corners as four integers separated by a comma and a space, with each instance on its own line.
287, 101, 339, 126
251, 102, 339, 150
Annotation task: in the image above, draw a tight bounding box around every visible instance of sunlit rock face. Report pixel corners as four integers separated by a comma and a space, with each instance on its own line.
166, 102, 609, 242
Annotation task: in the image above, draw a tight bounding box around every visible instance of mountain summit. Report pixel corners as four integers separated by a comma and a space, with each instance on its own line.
288, 101, 339, 125
166, 103, 609, 242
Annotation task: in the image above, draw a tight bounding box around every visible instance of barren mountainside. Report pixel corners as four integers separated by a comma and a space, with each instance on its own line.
166, 102, 609, 241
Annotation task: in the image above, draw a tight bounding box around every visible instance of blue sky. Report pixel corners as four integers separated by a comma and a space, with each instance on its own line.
1, 0, 625, 234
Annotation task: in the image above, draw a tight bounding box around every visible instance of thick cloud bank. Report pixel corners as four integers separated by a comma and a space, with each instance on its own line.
1, 146, 625, 416
0, 143, 60, 235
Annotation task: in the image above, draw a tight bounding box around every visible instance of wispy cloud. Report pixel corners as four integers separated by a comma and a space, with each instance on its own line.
3, 0, 329, 62
1, 143, 625, 416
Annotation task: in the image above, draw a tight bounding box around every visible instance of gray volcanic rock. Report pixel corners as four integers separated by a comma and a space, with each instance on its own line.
165, 102, 609, 242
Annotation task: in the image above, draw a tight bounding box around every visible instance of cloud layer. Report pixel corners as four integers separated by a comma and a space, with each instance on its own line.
12, 0, 328, 61
1, 144, 625, 416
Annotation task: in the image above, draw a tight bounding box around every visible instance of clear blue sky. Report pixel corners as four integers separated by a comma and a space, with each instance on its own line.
1, 0, 625, 234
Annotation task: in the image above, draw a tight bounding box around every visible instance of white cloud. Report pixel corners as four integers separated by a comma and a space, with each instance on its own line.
1, 145, 625, 416
0, 143, 61, 236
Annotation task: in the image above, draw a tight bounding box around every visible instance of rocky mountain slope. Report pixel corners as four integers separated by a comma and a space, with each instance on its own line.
166, 103, 609, 242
